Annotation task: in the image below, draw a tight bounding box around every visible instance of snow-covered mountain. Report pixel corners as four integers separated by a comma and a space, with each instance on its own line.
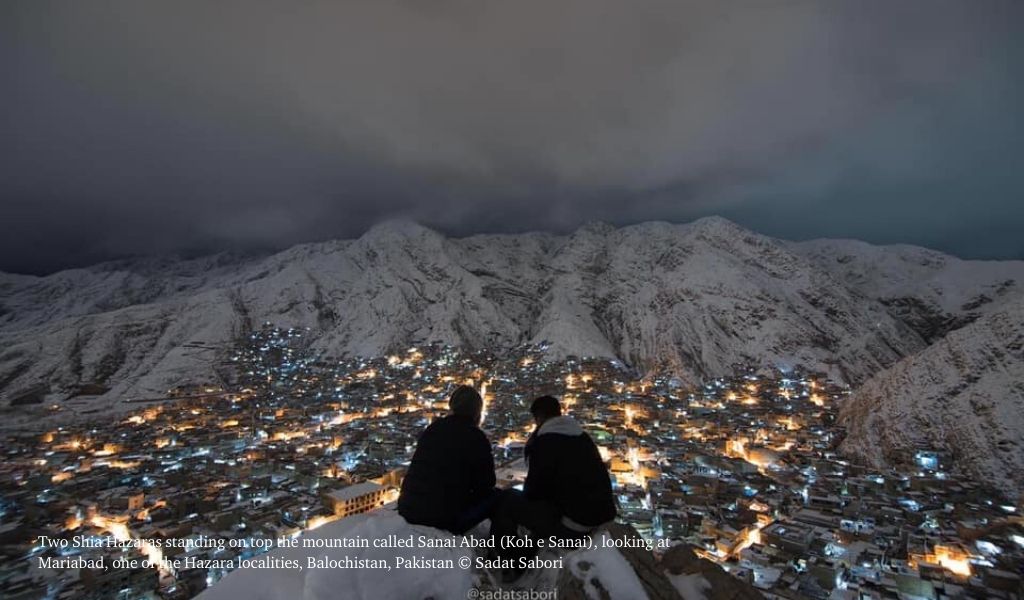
794, 238, 1024, 341
0, 217, 1019, 415
0, 218, 906, 407
839, 296, 1024, 498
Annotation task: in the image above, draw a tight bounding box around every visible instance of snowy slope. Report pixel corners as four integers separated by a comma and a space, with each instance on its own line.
0, 219, 916, 407
0, 252, 261, 331
2, 217, 1016, 411
198, 510, 732, 600
793, 238, 1024, 341
197, 510, 476, 600
839, 297, 1024, 497
582, 218, 921, 384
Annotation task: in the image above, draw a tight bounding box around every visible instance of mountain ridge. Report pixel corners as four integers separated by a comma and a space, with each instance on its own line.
2, 218, 1021, 418
839, 295, 1024, 497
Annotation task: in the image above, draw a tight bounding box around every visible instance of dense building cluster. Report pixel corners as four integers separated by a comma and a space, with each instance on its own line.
1, 324, 1021, 599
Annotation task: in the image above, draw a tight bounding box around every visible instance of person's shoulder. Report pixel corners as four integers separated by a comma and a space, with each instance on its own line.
420, 415, 453, 437
439, 415, 485, 439
536, 430, 592, 453
467, 423, 490, 445
530, 431, 561, 451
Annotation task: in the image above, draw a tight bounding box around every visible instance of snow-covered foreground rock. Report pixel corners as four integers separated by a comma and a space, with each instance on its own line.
839, 297, 1024, 498
197, 510, 475, 600
197, 510, 761, 600
10, 216, 1018, 410
556, 524, 763, 600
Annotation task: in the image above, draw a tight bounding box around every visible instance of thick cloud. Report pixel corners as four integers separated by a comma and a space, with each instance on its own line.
2, 0, 1022, 273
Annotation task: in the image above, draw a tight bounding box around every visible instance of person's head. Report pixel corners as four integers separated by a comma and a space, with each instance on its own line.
530, 395, 561, 427
449, 385, 483, 426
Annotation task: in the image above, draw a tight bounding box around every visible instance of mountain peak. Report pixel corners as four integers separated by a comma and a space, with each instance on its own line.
360, 219, 442, 242
686, 215, 745, 236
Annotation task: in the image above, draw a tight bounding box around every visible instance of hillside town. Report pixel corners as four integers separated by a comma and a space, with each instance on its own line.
1, 324, 1021, 599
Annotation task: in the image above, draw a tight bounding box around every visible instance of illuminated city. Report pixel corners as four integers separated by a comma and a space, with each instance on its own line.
3, 1, 1024, 597
1, 324, 1021, 599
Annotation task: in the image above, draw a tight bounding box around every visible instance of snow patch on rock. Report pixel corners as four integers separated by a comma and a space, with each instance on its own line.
198, 510, 474, 600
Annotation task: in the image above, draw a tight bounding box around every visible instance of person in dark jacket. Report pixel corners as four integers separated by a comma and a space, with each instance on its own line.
490, 396, 616, 577
521, 396, 616, 528
398, 385, 498, 534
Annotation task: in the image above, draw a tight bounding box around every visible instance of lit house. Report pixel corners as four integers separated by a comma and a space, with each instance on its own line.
323, 482, 389, 518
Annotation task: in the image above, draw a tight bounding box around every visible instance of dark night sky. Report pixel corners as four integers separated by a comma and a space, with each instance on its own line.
2, 1, 1022, 275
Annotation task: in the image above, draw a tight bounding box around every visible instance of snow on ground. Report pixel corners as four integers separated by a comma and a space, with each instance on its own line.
199, 511, 679, 600
198, 509, 474, 600
564, 531, 649, 600
667, 572, 710, 600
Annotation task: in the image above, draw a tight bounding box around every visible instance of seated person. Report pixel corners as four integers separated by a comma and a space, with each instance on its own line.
398, 385, 498, 534
491, 396, 617, 568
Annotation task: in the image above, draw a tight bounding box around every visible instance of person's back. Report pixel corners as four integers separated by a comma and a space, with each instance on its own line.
525, 403, 616, 529
488, 396, 616, 583
398, 387, 496, 533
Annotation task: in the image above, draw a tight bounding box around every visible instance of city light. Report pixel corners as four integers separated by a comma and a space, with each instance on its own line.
6, 326, 1018, 599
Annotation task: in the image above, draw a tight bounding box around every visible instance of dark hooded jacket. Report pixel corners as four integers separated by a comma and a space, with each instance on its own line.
524, 415, 616, 528
398, 414, 496, 532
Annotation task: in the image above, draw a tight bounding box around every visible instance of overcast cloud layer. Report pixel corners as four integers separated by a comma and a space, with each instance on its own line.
2, 0, 1022, 274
